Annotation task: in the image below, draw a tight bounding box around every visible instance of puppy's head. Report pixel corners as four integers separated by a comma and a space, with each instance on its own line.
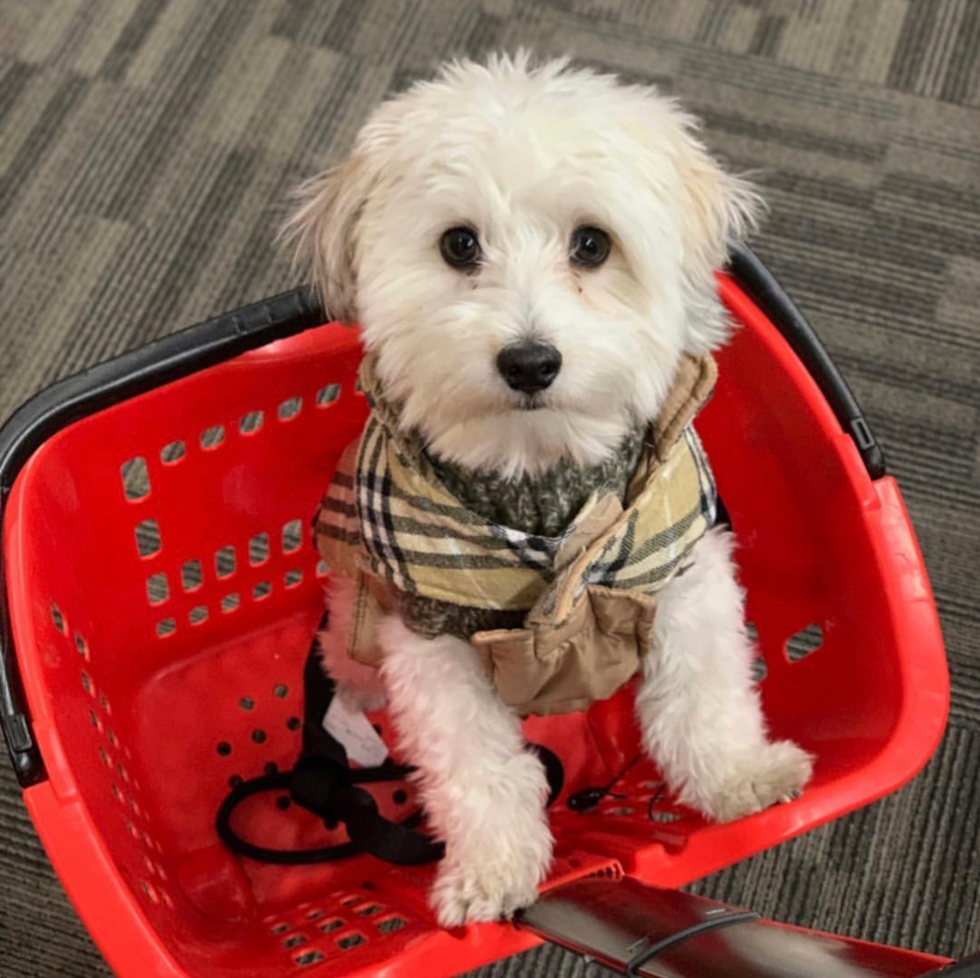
283, 53, 758, 477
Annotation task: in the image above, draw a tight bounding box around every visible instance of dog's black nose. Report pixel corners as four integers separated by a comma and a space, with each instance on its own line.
496, 341, 562, 394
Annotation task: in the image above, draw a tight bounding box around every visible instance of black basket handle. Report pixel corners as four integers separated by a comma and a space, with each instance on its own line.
727, 244, 885, 480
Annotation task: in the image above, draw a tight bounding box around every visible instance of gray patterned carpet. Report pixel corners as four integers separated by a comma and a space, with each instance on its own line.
1, 1, 978, 976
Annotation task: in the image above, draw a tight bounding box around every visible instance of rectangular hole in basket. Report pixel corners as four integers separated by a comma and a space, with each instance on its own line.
189, 605, 208, 626
50, 603, 67, 634
377, 916, 407, 934
786, 623, 824, 663
336, 933, 365, 951
160, 440, 186, 465
282, 519, 303, 554
284, 569, 303, 589
75, 633, 89, 659
278, 396, 303, 421
146, 573, 169, 606
139, 880, 160, 904
181, 559, 203, 592
319, 919, 344, 934
221, 593, 240, 614
253, 581, 272, 601
239, 410, 264, 435
249, 532, 270, 566
316, 383, 341, 407
215, 545, 236, 579
355, 903, 383, 917
315, 559, 329, 578
135, 519, 161, 558
295, 950, 325, 968
282, 934, 307, 949
156, 618, 176, 638
121, 457, 151, 501
200, 425, 225, 450
746, 624, 766, 680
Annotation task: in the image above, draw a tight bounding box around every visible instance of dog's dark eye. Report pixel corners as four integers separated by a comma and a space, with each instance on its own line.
570, 226, 611, 268
440, 226, 481, 268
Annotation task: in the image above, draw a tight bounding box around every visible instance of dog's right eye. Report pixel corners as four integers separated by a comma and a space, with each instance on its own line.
440, 227, 481, 269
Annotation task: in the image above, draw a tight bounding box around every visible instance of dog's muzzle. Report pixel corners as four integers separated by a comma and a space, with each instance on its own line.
497, 341, 562, 395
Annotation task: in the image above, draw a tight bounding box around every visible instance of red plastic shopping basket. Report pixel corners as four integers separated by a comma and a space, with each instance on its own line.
0, 247, 948, 978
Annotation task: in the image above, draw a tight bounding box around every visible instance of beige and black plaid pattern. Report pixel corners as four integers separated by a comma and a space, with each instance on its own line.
324, 418, 717, 611
316, 355, 716, 617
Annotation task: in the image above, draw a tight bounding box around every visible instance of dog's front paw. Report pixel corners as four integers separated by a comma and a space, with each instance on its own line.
431, 794, 552, 927
431, 856, 544, 927
701, 740, 814, 823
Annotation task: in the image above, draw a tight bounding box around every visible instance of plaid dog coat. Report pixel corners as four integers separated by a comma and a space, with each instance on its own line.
314, 353, 718, 716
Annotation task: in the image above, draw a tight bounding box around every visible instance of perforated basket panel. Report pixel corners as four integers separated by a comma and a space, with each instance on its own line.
5, 287, 946, 977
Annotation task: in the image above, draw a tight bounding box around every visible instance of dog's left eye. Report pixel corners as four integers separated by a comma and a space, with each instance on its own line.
440, 227, 481, 269
570, 226, 611, 268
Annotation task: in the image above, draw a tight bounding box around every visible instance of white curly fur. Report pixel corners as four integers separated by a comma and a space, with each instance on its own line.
284, 52, 811, 927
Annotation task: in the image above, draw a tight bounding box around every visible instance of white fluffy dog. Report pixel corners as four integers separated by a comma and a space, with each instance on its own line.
283, 53, 813, 927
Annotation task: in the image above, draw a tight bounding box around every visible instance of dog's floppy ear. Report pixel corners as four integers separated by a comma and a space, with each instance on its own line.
680, 154, 759, 276
676, 138, 762, 350
681, 150, 762, 273
280, 153, 374, 325
283, 95, 408, 323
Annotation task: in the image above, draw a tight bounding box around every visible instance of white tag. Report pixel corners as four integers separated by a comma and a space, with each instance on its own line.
322, 696, 389, 768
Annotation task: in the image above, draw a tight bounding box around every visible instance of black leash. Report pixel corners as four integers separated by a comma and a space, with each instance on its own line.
216, 613, 563, 867
216, 756, 443, 866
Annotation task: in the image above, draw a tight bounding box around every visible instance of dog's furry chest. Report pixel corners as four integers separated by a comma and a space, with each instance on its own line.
399, 428, 646, 640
